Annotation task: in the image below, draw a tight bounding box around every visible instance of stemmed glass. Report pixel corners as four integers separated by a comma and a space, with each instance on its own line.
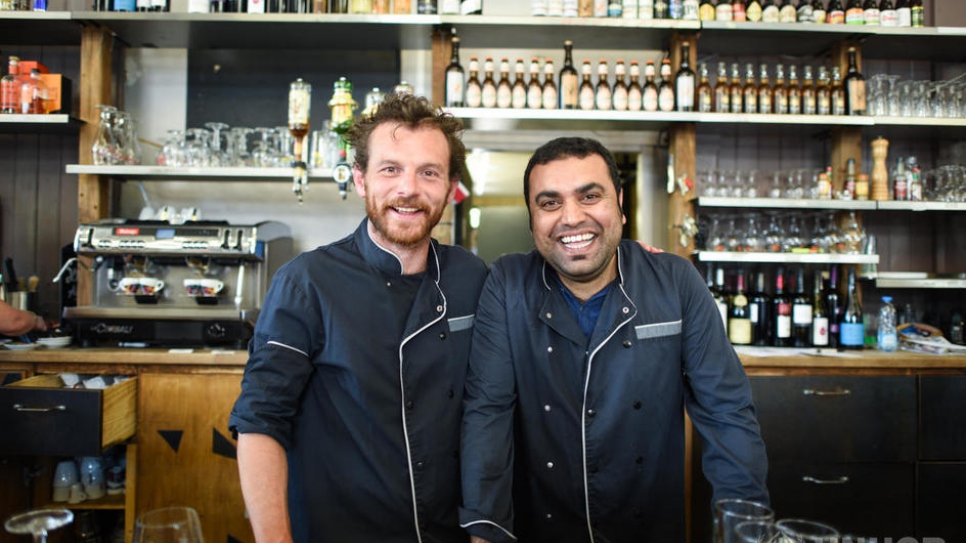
252, 127, 278, 167
205, 122, 230, 167
133, 506, 204, 543
228, 127, 253, 167
4, 508, 73, 543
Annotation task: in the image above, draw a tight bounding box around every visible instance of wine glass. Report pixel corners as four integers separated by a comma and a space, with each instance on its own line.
133, 506, 204, 543
4, 508, 73, 543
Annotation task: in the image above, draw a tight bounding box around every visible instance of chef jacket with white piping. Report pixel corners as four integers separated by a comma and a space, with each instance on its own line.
229, 219, 488, 543
459, 240, 769, 543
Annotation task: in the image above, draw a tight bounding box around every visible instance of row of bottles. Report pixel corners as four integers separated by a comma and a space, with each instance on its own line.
89, 0, 481, 13
0, 0, 44, 11
707, 263, 865, 350
0, 56, 51, 115
528, 0, 924, 26
694, 48, 865, 115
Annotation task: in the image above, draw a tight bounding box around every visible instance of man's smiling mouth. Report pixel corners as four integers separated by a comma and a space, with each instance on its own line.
561, 233, 595, 249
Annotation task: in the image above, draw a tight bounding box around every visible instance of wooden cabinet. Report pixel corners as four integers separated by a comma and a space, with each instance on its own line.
917, 375, 966, 541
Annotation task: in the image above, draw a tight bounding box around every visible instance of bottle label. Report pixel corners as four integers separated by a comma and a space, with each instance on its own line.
543, 87, 558, 109
548, 0, 564, 15
579, 86, 596, 110
864, 7, 879, 24
561, 73, 579, 108
531, 0, 548, 15
628, 88, 643, 111
880, 9, 897, 25
845, 7, 864, 24
896, 7, 910, 26
776, 94, 788, 114
812, 317, 830, 346
750, 304, 759, 324
676, 75, 694, 110
812, 8, 825, 22
911, 5, 923, 26
460, 0, 482, 13
596, 87, 613, 110
729, 318, 753, 345
840, 322, 865, 346
793, 304, 813, 325
446, 72, 464, 106
482, 86, 497, 108
732, 2, 746, 21
512, 86, 527, 109
779, 5, 796, 22
761, 5, 779, 21
759, 92, 771, 114
827, 9, 844, 23
658, 87, 675, 111
715, 4, 732, 20
746, 2, 761, 20
527, 84, 542, 109
622, 0, 638, 18
894, 178, 908, 200
644, 88, 659, 111
497, 86, 512, 108
776, 314, 792, 339
288, 89, 310, 125
466, 85, 482, 107
698, 2, 714, 19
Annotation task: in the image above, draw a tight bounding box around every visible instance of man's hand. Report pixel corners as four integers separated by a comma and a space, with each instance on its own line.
636, 240, 664, 254
470, 537, 492, 543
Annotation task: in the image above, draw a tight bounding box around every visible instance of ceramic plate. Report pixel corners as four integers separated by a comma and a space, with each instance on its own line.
4, 343, 40, 351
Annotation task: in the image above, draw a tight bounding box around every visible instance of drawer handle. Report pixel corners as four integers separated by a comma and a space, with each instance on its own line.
802, 475, 850, 485
802, 387, 851, 397
12, 403, 67, 413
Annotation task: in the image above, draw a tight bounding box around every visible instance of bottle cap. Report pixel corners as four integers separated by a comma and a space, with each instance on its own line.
883, 296, 893, 303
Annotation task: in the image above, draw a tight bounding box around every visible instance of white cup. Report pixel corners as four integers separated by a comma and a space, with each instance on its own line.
68, 482, 87, 504
78, 456, 106, 500
53, 460, 78, 492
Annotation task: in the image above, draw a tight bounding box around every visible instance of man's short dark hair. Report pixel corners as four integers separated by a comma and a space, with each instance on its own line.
523, 137, 621, 205
346, 93, 466, 183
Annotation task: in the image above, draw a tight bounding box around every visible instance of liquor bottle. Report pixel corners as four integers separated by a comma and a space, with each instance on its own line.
895, 0, 910, 26
657, 59, 675, 112
683, 0, 699, 17
440, 0, 460, 12
892, 156, 908, 200
729, 270, 753, 345
801, 65, 816, 114
698, 0, 715, 19
797, 0, 813, 20
757, 63, 772, 114
714, 61, 730, 113
761, 0, 779, 21
821, 265, 841, 348
778, 0, 796, 21
465, 56, 482, 108
742, 63, 757, 114
787, 64, 801, 114
496, 57, 512, 108
732, 0, 747, 21
654, 0, 669, 17
527, 57, 543, 109
879, 0, 896, 25
830, 66, 845, 115
613, 59, 629, 111
623, 0, 640, 18
511, 58, 527, 109
771, 268, 792, 347
746, 0, 762, 20
460, 0, 482, 13
417, 0, 436, 12
827, 0, 844, 22
696, 62, 713, 113
811, 0, 826, 21
750, 270, 771, 346
628, 61, 643, 111
669, 0, 683, 18
643, 60, 659, 112
840, 267, 865, 350
481, 56, 497, 108
816, 65, 831, 114
791, 268, 813, 347
862, 0, 879, 23
578, 60, 595, 110
713, 265, 729, 331
845, 0, 863, 23
638, 0, 653, 18
1, 56, 20, 115
542, 60, 559, 110
769, 64, 786, 114
444, 37, 464, 108
729, 62, 743, 113
715, 0, 732, 21
907, 156, 922, 201
559, 40, 579, 110
909, 0, 922, 26
675, 41, 696, 112
596, 60, 612, 110
807, 271, 829, 347
19, 68, 49, 114
288, 77, 312, 200
844, 47, 866, 115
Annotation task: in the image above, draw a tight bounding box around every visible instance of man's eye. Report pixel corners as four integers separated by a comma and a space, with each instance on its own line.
422, 169, 440, 178
382, 166, 398, 174
539, 200, 560, 209
583, 193, 601, 202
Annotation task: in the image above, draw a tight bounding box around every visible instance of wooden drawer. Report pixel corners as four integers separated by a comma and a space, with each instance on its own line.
750, 376, 916, 462
0, 374, 136, 456
919, 375, 966, 460
768, 462, 915, 538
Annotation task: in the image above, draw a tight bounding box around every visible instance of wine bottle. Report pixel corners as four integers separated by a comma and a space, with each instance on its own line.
772, 267, 792, 347
826, 265, 842, 348
714, 265, 729, 331
811, 270, 830, 347
843, 46, 866, 115
559, 40, 579, 110
729, 269, 753, 345
750, 270, 771, 346
791, 268, 812, 347
444, 36, 464, 108
675, 41, 695, 112
839, 266, 865, 350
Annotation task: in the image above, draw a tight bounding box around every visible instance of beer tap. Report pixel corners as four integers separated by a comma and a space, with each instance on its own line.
328, 77, 357, 201
288, 78, 312, 204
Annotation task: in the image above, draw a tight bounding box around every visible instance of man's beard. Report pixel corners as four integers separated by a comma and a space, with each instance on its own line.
366, 195, 446, 248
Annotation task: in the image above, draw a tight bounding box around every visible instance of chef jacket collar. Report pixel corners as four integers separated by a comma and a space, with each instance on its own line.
354, 218, 441, 281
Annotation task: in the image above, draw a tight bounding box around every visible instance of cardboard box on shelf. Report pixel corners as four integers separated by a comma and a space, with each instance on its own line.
39, 74, 72, 114
19, 60, 50, 74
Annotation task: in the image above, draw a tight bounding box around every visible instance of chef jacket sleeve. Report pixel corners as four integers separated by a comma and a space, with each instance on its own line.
459, 264, 519, 543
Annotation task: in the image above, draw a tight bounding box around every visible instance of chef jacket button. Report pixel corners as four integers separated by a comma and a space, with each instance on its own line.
546, 312, 552, 319
546, 462, 554, 469
623, 339, 632, 348
439, 332, 446, 340
589, 465, 598, 473
386, 281, 392, 287
436, 305, 443, 313
633, 401, 642, 410
622, 306, 630, 314
546, 513, 553, 520
587, 409, 596, 418
544, 404, 551, 412
415, 461, 425, 471
636, 456, 644, 464
406, 400, 414, 409
547, 346, 553, 353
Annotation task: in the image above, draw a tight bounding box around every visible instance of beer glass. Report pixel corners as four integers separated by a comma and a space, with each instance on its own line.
713, 498, 774, 543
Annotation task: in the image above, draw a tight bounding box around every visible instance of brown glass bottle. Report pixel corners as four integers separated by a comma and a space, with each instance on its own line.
830, 65, 845, 115
801, 64, 816, 114
481, 56, 497, 108
675, 41, 696, 112
628, 61, 643, 111
526, 58, 542, 109
787, 64, 801, 114
542, 59, 558, 110
578, 60, 595, 111
773, 64, 787, 114
742, 63, 757, 114
697, 62, 713, 113
843, 46, 866, 115
714, 61, 729, 113
729, 62, 743, 113
816, 65, 831, 114
496, 57, 512, 109
559, 40, 579, 110
444, 36, 464, 107
465, 56, 482, 108
596, 59, 612, 111
612, 59, 629, 111
643, 60, 659, 112
757, 63, 772, 114
511, 58, 527, 109
658, 59, 675, 112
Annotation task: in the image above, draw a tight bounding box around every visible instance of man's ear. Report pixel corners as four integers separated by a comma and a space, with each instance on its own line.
352, 165, 366, 197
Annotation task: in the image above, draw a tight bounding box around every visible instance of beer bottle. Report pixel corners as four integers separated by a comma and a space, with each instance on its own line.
481, 56, 497, 108
696, 62, 713, 113
698, 0, 715, 19
811, 0, 826, 21
757, 63, 772, 114
742, 63, 757, 114
816, 65, 831, 114
773, 64, 787, 114
863, 0, 879, 23
827, 0, 844, 22
526, 57, 543, 109
778, 0, 797, 21
714, 61, 730, 113
761, 0, 779, 21
596, 59, 612, 110
845, 0, 863, 23
578, 60, 595, 110
830, 66, 845, 115
542, 59, 558, 110
511, 58, 527, 109
746, 0, 762, 20
496, 57, 512, 108
788, 64, 801, 114
559, 40, 579, 110
729, 62, 743, 113
643, 60, 659, 112
879, 0, 897, 25
465, 56, 482, 108
801, 65, 816, 114
657, 59, 676, 112
613, 59, 629, 111
628, 60, 643, 111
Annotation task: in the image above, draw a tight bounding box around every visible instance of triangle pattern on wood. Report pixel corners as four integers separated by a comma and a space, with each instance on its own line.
158, 430, 183, 453
212, 428, 237, 460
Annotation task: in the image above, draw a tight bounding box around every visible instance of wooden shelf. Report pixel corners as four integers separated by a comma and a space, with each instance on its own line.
0, 11, 81, 45
66, 164, 334, 182
696, 251, 879, 264
697, 197, 877, 210
46, 493, 127, 511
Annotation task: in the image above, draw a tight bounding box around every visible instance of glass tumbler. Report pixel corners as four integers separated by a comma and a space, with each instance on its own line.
713, 498, 774, 543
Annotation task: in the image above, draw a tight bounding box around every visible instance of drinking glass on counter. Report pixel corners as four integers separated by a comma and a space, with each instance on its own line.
713, 498, 774, 543
733, 520, 780, 543
133, 507, 204, 543
775, 518, 840, 543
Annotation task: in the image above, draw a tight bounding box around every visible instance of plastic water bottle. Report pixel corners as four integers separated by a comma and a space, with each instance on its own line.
877, 296, 898, 352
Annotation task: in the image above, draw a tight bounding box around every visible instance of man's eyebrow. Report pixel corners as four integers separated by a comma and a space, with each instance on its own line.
534, 182, 607, 201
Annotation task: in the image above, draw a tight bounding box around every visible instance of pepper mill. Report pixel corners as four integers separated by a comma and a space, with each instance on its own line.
871, 136, 890, 201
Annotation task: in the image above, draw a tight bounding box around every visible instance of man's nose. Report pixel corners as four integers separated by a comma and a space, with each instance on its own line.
396, 169, 418, 194
560, 199, 585, 225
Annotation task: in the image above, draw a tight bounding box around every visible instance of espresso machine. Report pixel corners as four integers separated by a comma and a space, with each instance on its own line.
64, 219, 292, 347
